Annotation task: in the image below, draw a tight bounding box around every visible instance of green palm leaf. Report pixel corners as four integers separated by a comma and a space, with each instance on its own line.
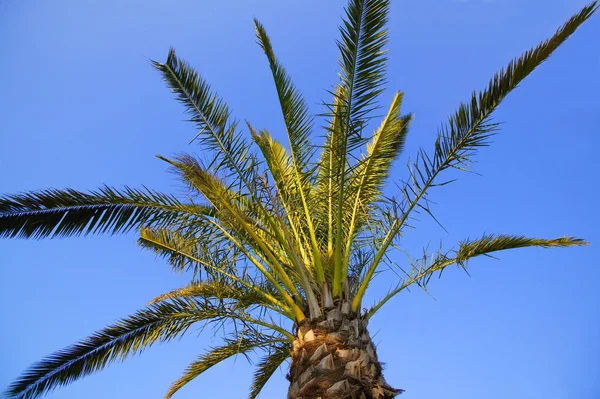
148, 280, 285, 317
354, 0, 599, 311
0, 186, 207, 239
250, 128, 303, 228
153, 50, 313, 280
158, 154, 303, 298
253, 23, 326, 283
337, 0, 389, 132
250, 127, 318, 276
164, 334, 287, 399
141, 157, 307, 319
139, 224, 228, 275
4, 299, 219, 399
254, 20, 314, 175
314, 85, 344, 257
366, 235, 588, 317
347, 94, 411, 217
329, 0, 391, 297
158, 155, 272, 243
341, 92, 411, 285
249, 343, 291, 399
152, 49, 258, 187
138, 227, 294, 319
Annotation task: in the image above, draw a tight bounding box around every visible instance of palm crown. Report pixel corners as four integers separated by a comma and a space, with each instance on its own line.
2, 1, 597, 398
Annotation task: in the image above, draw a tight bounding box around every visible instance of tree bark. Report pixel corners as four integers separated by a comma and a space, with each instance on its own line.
287, 301, 402, 399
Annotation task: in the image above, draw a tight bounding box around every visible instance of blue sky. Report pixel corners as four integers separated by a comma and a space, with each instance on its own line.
1, 0, 598, 398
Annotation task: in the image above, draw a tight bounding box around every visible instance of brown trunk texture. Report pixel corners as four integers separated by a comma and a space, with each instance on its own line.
287, 301, 402, 399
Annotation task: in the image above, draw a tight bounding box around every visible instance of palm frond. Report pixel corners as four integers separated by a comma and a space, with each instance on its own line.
138, 227, 294, 319
249, 343, 291, 399
455, 235, 587, 262
337, 0, 389, 132
315, 85, 344, 257
249, 127, 323, 317
330, 0, 390, 297
341, 92, 411, 284
159, 154, 267, 241
4, 299, 219, 399
148, 280, 283, 316
254, 19, 314, 175
152, 49, 260, 190
207, 218, 308, 321
160, 47, 317, 273
249, 126, 323, 314
153, 50, 312, 282
355, 1, 599, 310
253, 22, 326, 283
158, 155, 304, 301
165, 334, 287, 399
366, 235, 587, 318
249, 127, 308, 254
0, 186, 207, 239
139, 222, 228, 276
403, 0, 598, 233
347, 92, 409, 209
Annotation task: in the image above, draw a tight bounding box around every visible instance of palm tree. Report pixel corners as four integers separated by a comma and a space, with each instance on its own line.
1, 0, 597, 398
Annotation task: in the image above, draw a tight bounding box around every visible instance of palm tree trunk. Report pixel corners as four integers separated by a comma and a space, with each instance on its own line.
287, 300, 402, 399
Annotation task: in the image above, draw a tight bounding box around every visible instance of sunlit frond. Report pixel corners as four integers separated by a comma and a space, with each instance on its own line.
366, 235, 587, 318
138, 224, 228, 275
314, 85, 344, 259
346, 94, 411, 219
250, 127, 320, 292
153, 50, 301, 280
328, 0, 391, 297
354, 1, 599, 311
138, 227, 294, 319
148, 280, 284, 316
250, 127, 304, 238
341, 92, 411, 286
158, 155, 272, 243
159, 154, 303, 299
254, 21, 325, 285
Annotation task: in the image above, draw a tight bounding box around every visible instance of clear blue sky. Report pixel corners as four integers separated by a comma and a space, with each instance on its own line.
1, 0, 598, 398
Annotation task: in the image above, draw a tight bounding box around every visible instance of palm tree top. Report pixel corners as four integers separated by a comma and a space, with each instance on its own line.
1, 1, 597, 398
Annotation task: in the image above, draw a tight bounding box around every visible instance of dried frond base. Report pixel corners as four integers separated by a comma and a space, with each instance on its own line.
287, 302, 403, 399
